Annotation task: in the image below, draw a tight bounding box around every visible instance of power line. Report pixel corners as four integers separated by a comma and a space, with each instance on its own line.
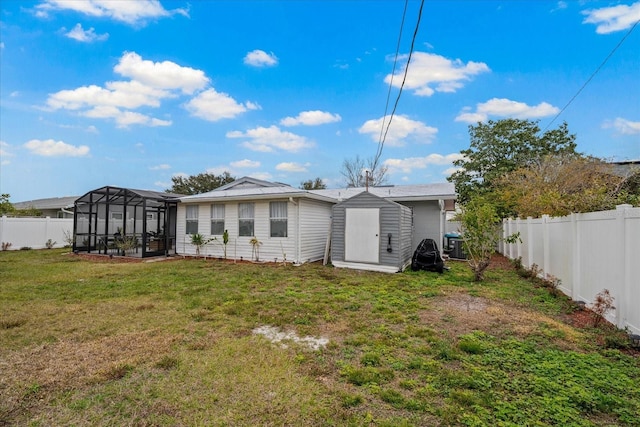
374, 0, 409, 169
373, 0, 425, 171
542, 18, 639, 133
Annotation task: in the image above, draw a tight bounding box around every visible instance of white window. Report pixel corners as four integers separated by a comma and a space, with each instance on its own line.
110, 212, 123, 221
270, 202, 288, 238
238, 203, 254, 237
210, 204, 225, 235
186, 205, 199, 235
146, 212, 156, 220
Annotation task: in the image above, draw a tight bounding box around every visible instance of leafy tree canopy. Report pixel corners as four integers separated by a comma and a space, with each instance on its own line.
340, 155, 388, 187
300, 177, 327, 190
0, 194, 15, 216
448, 119, 577, 212
495, 155, 639, 217
166, 171, 235, 195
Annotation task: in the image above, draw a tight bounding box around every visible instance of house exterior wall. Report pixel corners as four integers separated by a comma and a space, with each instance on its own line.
331, 192, 413, 272
399, 201, 441, 251
176, 197, 332, 264
298, 199, 333, 263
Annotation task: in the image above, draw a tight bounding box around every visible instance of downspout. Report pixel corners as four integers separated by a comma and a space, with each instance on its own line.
438, 199, 445, 251
292, 197, 301, 264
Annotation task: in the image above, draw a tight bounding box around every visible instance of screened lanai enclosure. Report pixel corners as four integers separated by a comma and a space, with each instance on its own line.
72, 186, 182, 258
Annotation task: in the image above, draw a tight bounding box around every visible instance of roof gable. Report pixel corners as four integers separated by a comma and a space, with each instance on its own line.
216, 176, 289, 191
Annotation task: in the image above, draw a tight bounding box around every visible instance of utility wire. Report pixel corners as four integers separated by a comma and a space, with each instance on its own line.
373, 0, 425, 171
542, 18, 639, 133
374, 0, 409, 170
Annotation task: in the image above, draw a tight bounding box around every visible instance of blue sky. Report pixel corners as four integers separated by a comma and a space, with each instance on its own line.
1, 0, 639, 202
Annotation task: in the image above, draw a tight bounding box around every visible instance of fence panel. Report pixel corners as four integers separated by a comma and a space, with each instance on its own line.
501, 205, 639, 335
0, 216, 74, 250
546, 216, 574, 296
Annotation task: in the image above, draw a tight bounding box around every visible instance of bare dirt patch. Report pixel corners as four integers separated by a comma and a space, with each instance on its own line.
419, 291, 582, 347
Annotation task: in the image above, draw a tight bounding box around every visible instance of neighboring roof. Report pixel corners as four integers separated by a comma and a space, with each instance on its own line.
177, 177, 456, 205
13, 196, 78, 210
311, 182, 456, 202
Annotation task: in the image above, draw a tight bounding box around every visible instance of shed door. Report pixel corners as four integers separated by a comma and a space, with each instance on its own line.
345, 208, 380, 263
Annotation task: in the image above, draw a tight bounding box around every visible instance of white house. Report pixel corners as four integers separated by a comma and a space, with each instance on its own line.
175, 177, 337, 263
175, 177, 457, 271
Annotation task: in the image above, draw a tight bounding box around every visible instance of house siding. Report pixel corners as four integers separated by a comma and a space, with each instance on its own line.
176, 198, 333, 264
400, 201, 441, 251
298, 199, 333, 263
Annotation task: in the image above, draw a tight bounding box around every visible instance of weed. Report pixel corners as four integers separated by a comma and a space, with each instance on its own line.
590, 289, 615, 327
0, 317, 27, 329
1, 241, 12, 251
45, 239, 57, 249
360, 352, 381, 367
156, 356, 180, 370
101, 363, 134, 381
340, 392, 363, 408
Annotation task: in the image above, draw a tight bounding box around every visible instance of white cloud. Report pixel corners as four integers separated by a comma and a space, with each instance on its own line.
149, 164, 171, 170
185, 88, 258, 122
48, 81, 171, 111
276, 162, 309, 172
384, 153, 464, 174
83, 105, 171, 128
114, 52, 208, 94
1, 141, 14, 162
455, 98, 560, 123
36, 0, 188, 25
64, 23, 108, 42
24, 139, 89, 157
226, 125, 314, 153
280, 110, 342, 127
230, 159, 260, 168
603, 117, 640, 135
582, 2, 640, 34
359, 115, 438, 147
244, 49, 279, 67
46, 52, 229, 128
385, 52, 490, 97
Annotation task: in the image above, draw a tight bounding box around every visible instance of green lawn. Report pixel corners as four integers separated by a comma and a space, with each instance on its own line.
1, 249, 638, 426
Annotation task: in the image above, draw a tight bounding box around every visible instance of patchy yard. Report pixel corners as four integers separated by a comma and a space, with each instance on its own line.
1, 249, 638, 426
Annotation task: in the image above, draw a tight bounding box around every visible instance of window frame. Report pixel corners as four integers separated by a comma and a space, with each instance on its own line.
238, 203, 255, 237
185, 205, 199, 235
210, 203, 225, 236
269, 201, 288, 238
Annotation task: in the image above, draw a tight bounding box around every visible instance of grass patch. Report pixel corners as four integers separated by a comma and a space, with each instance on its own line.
0, 249, 638, 426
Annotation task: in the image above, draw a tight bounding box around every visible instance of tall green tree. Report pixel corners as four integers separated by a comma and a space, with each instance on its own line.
166, 171, 235, 195
300, 177, 326, 190
448, 119, 577, 214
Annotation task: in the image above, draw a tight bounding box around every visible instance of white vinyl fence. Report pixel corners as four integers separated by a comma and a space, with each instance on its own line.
0, 216, 74, 250
500, 205, 640, 335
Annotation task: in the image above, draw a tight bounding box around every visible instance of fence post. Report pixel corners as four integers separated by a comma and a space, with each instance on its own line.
0, 215, 5, 246
542, 215, 550, 279
617, 204, 632, 330
571, 212, 581, 301
526, 217, 533, 268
